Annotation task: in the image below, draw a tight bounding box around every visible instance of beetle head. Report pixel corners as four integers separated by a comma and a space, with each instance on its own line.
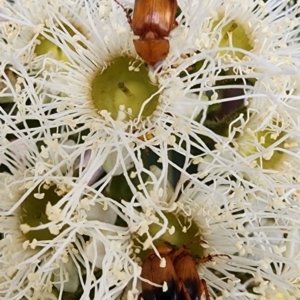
133, 39, 170, 66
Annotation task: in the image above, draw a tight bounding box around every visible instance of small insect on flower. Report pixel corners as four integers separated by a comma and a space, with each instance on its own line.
139, 244, 180, 300
113, 0, 178, 66
134, 242, 231, 300
171, 245, 231, 300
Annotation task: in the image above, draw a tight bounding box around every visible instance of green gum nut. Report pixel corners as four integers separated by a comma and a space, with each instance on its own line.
35, 23, 86, 62
91, 57, 159, 121
20, 184, 65, 242
137, 212, 207, 260
213, 19, 253, 60
241, 128, 287, 170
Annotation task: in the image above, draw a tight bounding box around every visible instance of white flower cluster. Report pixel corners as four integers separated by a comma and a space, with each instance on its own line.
0, 0, 300, 299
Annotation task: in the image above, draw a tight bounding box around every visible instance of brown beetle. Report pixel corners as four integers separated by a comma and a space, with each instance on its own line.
136, 243, 230, 300
114, 0, 178, 66
171, 246, 231, 300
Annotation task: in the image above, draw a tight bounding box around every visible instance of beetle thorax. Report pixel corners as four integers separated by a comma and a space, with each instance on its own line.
144, 31, 158, 40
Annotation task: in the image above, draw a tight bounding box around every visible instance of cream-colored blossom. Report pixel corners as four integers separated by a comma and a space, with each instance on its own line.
0, 135, 124, 299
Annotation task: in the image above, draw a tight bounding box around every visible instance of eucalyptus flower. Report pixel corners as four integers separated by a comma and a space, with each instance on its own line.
0, 135, 129, 299
113, 163, 300, 300
197, 70, 300, 211
0, 0, 167, 166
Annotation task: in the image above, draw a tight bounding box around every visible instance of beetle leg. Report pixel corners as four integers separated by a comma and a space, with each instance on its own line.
112, 0, 132, 25
196, 254, 230, 300
199, 279, 210, 300
178, 278, 192, 300
197, 254, 231, 264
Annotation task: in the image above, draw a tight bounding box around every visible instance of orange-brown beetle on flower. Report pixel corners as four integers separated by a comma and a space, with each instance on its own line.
133, 242, 231, 300
113, 0, 178, 66
171, 245, 231, 300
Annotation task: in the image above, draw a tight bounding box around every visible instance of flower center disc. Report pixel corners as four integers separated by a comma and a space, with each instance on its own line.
91, 57, 159, 120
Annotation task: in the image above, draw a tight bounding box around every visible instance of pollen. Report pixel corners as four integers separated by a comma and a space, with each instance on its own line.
159, 257, 166, 268
162, 281, 168, 292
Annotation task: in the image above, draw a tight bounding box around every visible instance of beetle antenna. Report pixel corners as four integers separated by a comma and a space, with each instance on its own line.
196, 253, 231, 265
112, 0, 132, 23
199, 279, 211, 300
